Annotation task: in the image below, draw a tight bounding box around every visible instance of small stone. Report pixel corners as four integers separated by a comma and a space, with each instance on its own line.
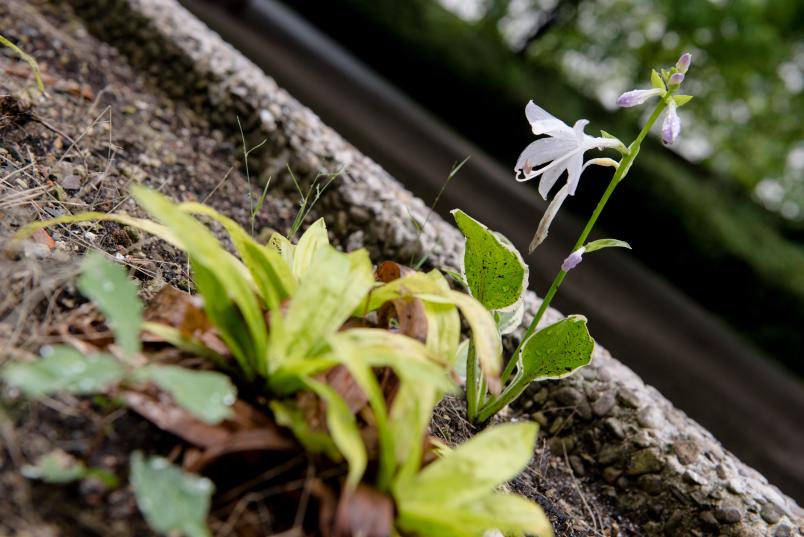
604, 417, 625, 439
715, 503, 742, 524
602, 466, 622, 484
618, 388, 640, 409
547, 435, 575, 454
597, 444, 622, 465
530, 411, 548, 427
684, 470, 706, 485
637, 474, 663, 495
568, 455, 585, 477
627, 448, 664, 475
673, 438, 700, 465
633, 430, 654, 448
773, 525, 793, 537
60, 173, 82, 190
699, 511, 718, 527
760, 503, 782, 524
548, 416, 565, 435
593, 391, 616, 417
637, 406, 663, 429
554, 386, 583, 406
532, 387, 549, 405
663, 510, 685, 533
348, 206, 371, 224
726, 478, 746, 495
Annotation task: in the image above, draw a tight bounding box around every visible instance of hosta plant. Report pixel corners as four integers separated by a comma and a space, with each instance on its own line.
455, 54, 694, 423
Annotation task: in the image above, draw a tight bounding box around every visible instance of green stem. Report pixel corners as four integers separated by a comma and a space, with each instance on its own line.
497, 98, 669, 388
465, 343, 482, 421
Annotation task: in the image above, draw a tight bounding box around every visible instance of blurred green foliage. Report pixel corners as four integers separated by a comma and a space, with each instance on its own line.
494, 0, 804, 221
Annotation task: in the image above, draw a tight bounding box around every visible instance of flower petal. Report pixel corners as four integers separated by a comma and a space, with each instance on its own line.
572, 119, 590, 142
529, 183, 569, 253
525, 100, 573, 137
565, 152, 584, 196
515, 137, 576, 173
537, 161, 566, 199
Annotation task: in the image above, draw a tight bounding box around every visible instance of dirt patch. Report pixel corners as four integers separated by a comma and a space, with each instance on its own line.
1, 1, 639, 536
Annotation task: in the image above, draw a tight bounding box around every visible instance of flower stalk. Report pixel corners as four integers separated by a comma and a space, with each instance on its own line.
495, 97, 668, 389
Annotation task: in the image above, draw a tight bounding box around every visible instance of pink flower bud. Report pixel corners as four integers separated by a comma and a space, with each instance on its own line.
669, 72, 685, 86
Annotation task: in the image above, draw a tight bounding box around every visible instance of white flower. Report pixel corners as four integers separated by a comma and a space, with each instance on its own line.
515, 101, 622, 199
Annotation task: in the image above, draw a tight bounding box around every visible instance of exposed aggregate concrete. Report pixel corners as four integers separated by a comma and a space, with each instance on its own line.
42, 0, 804, 534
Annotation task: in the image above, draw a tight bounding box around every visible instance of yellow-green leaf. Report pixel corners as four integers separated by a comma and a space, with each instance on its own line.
304, 379, 367, 489
271, 246, 374, 364
292, 218, 329, 281
131, 186, 267, 376
179, 202, 296, 310
394, 422, 537, 508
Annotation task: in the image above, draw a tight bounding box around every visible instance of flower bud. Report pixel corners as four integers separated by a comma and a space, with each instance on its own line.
669, 72, 685, 86
662, 99, 681, 145
561, 247, 585, 272
675, 53, 692, 74
616, 88, 662, 108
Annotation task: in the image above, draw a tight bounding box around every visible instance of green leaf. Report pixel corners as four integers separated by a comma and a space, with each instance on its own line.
422, 270, 461, 366
22, 450, 88, 483
673, 94, 694, 106
304, 379, 366, 490
1, 346, 124, 397
22, 449, 119, 487
130, 452, 214, 537
584, 238, 632, 253
270, 246, 374, 366
390, 381, 441, 487
78, 252, 144, 359
292, 217, 329, 281
143, 365, 236, 425
516, 315, 594, 381
651, 69, 665, 91
451, 209, 528, 311
394, 422, 537, 508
